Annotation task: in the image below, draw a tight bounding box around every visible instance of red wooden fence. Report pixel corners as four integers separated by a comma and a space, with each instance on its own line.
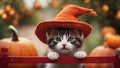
0, 48, 120, 68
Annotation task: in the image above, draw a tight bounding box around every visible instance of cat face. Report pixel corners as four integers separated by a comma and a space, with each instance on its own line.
46, 28, 84, 54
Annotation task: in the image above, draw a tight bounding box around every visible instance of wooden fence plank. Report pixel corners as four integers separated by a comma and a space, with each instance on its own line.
0, 48, 120, 68
5, 56, 119, 64
1, 48, 8, 68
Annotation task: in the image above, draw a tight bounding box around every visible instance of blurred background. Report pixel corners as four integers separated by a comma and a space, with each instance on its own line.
0, 0, 120, 55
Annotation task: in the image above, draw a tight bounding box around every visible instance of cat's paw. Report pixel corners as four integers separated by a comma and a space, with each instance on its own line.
47, 52, 59, 61
115, 48, 120, 58
74, 51, 87, 59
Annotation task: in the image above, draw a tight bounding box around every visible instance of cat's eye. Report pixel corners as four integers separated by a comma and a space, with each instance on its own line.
55, 37, 61, 42
68, 37, 74, 41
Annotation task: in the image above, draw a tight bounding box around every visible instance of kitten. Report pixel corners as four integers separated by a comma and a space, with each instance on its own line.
41, 28, 87, 68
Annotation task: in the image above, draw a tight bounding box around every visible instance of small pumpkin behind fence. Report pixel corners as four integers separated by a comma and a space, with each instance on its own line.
102, 26, 116, 35
86, 45, 115, 68
0, 25, 38, 68
102, 26, 120, 48
105, 33, 120, 49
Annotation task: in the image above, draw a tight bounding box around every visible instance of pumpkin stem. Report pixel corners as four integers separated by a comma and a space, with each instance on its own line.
9, 25, 19, 41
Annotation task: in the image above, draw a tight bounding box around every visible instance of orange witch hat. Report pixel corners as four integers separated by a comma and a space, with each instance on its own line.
35, 5, 97, 44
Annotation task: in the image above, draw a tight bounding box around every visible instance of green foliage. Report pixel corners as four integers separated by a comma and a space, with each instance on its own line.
0, 0, 40, 38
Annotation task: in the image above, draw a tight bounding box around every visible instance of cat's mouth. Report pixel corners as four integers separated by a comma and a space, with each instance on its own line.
58, 47, 72, 54
61, 47, 70, 50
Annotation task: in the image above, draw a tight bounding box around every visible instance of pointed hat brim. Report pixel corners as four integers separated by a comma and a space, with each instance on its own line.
35, 20, 92, 43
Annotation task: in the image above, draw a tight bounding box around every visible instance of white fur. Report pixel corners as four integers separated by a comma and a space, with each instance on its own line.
47, 51, 59, 60
74, 51, 87, 59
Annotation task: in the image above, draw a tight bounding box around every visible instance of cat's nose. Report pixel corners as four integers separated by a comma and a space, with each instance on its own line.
62, 44, 66, 48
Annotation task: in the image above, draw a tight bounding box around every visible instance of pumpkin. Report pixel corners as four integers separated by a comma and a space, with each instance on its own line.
34, 1, 41, 10
105, 33, 120, 48
86, 45, 115, 68
0, 25, 38, 68
52, 0, 59, 7
102, 27, 116, 35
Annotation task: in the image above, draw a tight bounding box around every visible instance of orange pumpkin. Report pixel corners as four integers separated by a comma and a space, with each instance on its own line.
0, 25, 38, 68
102, 27, 116, 35
52, 0, 59, 7
105, 33, 120, 48
34, 1, 41, 10
86, 45, 115, 68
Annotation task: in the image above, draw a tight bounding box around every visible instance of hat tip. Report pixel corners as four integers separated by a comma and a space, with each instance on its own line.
89, 9, 97, 16
66, 5, 97, 16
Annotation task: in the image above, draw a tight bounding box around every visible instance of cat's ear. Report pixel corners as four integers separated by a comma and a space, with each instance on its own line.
46, 28, 54, 35
80, 32, 84, 40
46, 28, 53, 39
79, 31, 84, 40
46, 28, 52, 35
46, 28, 57, 36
